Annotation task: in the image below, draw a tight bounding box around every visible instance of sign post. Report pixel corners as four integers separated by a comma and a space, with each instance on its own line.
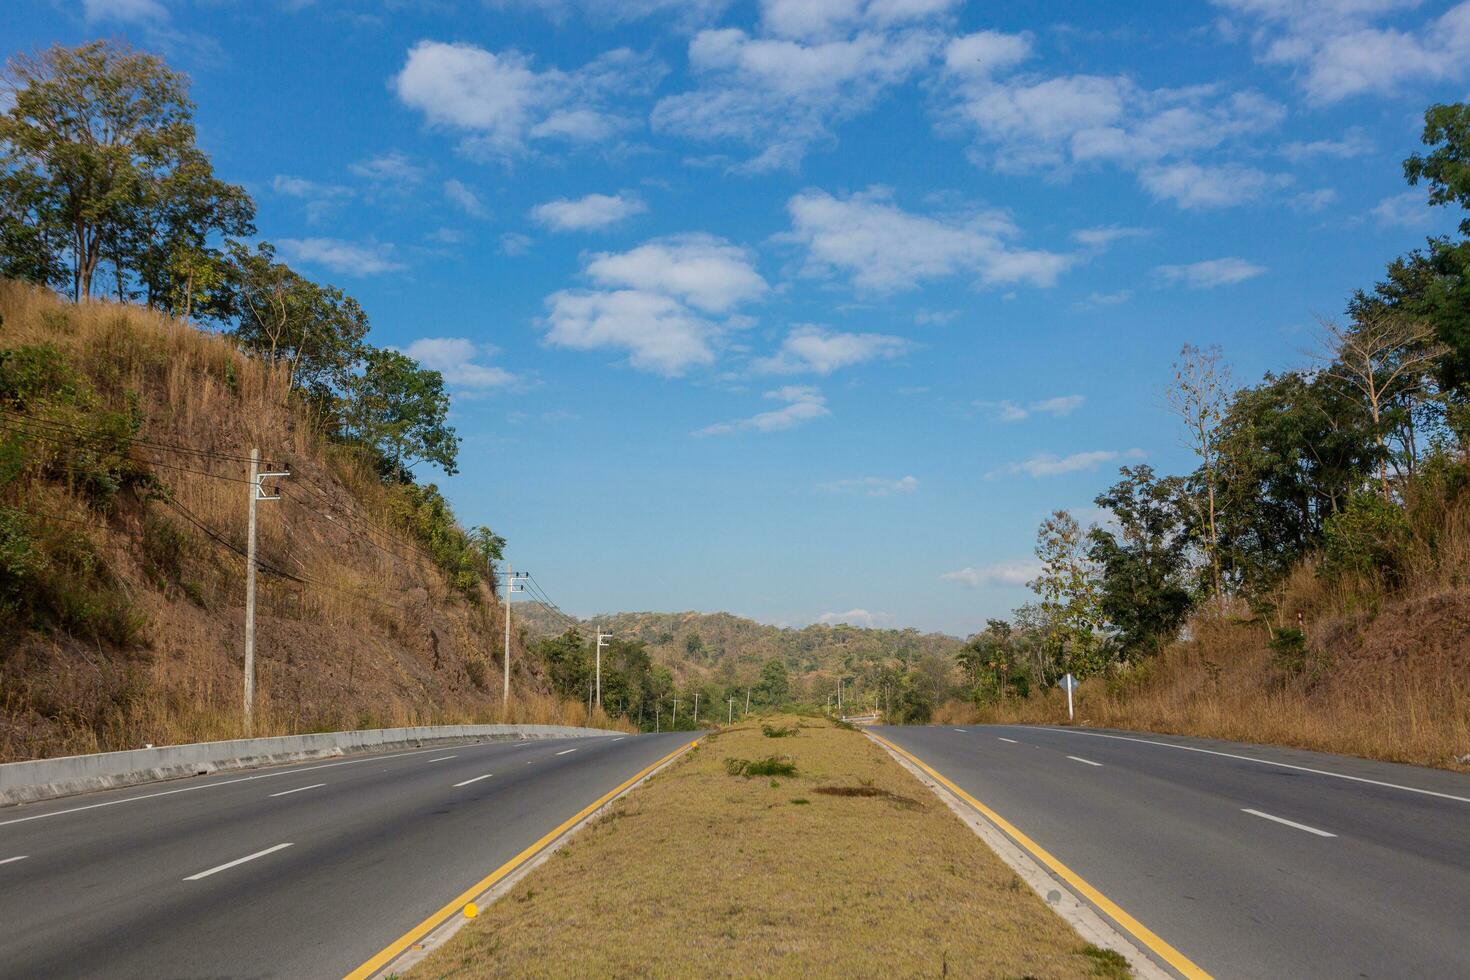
1060, 673, 1078, 721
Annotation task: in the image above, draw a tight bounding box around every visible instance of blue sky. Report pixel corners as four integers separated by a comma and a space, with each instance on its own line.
9, 0, 1470, 635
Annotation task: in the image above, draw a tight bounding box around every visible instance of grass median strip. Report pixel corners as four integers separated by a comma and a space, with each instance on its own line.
406, 717, 1124, 979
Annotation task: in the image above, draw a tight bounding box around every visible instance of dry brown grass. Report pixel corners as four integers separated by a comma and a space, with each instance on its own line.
970, 463, 1470, 771
408, 716, 1116, 980
975, 592, 1470, 770
0, 281, 634, 760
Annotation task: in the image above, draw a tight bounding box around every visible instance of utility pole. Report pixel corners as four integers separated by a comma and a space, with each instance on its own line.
500, 566, 527, 714
243, 448, 288, 736
594, 629, 610, 709
693, 692, 699, 725
672, 698, 680, 729
838, 677, 843, 716
745, 688, 751, 715
655, 702, 660, 733
727, 697, 735, 725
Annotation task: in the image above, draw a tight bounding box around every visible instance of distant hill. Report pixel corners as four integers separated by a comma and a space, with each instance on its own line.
515, 605, 963, 687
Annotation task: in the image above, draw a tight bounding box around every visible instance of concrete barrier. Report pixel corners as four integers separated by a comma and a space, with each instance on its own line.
0, 724, 623, 807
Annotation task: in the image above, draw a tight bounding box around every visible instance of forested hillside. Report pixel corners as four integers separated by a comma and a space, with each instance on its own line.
0, 42, 633, 759
517, 605, 961, 714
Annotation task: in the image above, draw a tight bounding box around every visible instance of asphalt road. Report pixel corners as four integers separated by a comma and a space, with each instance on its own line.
874, 724, 1470, 979
0, 730, 697, 979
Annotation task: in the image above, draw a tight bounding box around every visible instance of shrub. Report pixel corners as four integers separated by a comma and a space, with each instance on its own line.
1268, 627, 1309, 676
761, 723, 797, 738
1323, 493, 1411, 583
724, 756, 798, 778
465, 657, 489, 691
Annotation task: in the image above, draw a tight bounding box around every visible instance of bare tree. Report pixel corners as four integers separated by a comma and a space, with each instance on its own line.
1320, 312, 1448, 500
1166, 344, 1232, 608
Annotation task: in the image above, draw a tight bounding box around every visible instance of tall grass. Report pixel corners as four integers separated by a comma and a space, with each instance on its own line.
975, 485, 1470, 770
0, 281, 632, 762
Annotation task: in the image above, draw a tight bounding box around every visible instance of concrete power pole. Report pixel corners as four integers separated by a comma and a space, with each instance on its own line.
501, 567, 526, 714
728, 697, 735, 725
595, 629, 611, 709
693, 692, 699, 725
672, 698, 680, 729
243, 448, 288, 735
745, 688, 751, 715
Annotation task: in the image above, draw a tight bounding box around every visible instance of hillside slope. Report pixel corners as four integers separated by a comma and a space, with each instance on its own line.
518, 605, 962, 692
0, 282, 589, 762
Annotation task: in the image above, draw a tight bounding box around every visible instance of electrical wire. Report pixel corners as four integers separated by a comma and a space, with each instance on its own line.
0, 409, 286, 468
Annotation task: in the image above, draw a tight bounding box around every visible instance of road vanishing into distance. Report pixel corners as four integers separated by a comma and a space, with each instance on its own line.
875, 724, 1470, 979
0, 731, 697, 979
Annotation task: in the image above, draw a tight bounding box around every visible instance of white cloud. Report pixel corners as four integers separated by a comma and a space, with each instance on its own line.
818, 475, 919, 496
532, 192, 646, 231
1078, 290, 1133, 308
585, 234, 766, 313
489, 0, 731, 27
541, 233, 764, 376
350, 152, 425, 184
695, 386, 830, 435
754, 324, 909, 375
1214, 0, 1470, 103
989, 448, 1144, 479
1290, 188, 1339, 212
1139, 162, 1290, 209
500, 233, 534, 256
652, 22, 943, 172
403, 338, 515, 390
940, 560, 1043, 588
272, 175, 350, 198
1371, 189, 1435, 228
1281, 127, 1373, 160
83, 0, 167, 22
443, 179, 488, 218
393, 41, 658, 159
544, 289, 719, 376
1155, 257, 1267, 289
981, 394, 1085, 422
817, 607, 894, 627
784, 186, 1071, 293
762, 0, 963, 41
278, 238, 404, 276
937, 42, 1290, 208
1071, 226, 1150, 249
944, 30, 1034, 76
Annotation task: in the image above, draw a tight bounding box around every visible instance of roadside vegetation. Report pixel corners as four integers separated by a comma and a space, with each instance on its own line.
0, 42, 641, 759
408, 716, 1125, 979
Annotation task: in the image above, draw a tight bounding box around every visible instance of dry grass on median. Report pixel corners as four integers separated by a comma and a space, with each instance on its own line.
408, 716, 1119, 980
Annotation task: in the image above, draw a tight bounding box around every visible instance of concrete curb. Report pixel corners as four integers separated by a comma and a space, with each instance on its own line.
870, 733, 1176, 980
0, 724, 622, 807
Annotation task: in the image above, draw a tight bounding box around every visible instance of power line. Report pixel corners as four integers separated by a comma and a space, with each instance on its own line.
0, 409, 286, 467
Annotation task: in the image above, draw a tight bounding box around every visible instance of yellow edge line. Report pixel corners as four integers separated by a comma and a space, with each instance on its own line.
343, 737, 698, 980
869, 732, 1211, 980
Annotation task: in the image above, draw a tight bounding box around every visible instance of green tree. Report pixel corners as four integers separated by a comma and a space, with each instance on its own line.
1030, 510, 1109, 678
756, 657, 789, 707
1405, 102, 1470, 235
344, 348, 459, 480
0, 41, 253, 300
221, 240, 367, 398
536, 629, 589, 701
1216, 371, 1381, 588
1087, 466, 1194, 657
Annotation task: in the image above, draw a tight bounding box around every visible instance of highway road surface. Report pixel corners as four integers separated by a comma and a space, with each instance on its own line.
874, 724, 1470, 979
0, 730, 697, 979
